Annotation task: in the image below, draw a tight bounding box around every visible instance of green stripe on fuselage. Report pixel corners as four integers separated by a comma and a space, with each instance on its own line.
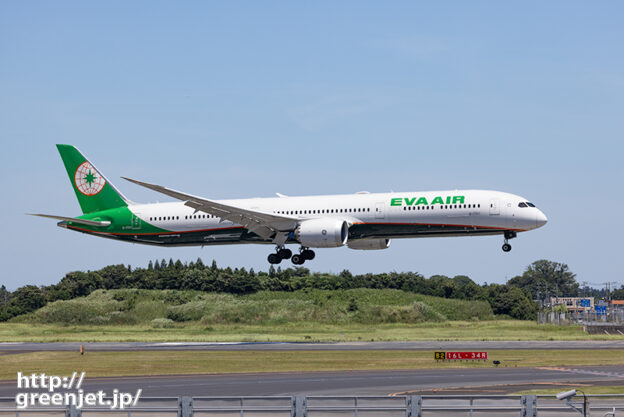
67, 206, 168, 235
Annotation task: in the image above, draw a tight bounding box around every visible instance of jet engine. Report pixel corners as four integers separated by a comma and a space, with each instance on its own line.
347, 238, 391, 250
295, 218, 349, 248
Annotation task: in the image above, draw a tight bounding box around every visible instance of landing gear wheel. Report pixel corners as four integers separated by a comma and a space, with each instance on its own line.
268, 253, 282, 264
278, 248, 292, 260
301, 249, 315, 260
291, 254, 304, 265
502, 243, 512, 252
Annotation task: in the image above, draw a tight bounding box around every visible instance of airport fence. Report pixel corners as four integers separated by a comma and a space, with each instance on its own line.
538, 308, 624, 327
1, 394, 624, 416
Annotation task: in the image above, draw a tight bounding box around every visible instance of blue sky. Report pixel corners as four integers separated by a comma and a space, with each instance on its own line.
1, 1, 622, 290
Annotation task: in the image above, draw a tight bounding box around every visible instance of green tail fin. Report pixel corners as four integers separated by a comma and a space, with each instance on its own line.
56, 145, 129, 214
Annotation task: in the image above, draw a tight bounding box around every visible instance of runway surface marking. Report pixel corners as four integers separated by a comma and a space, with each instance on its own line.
2, 340, 624, 352
537, 367, 624, 379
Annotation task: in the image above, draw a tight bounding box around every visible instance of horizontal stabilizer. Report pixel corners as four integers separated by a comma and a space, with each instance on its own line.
27, 213, 111, 227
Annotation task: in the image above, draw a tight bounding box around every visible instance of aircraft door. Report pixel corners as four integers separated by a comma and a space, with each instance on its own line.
489, 199, 500, 215
131, 213, 142, 229
375, 202, 385, 219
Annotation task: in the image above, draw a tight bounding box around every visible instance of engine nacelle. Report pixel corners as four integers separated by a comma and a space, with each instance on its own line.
347, 238, 391, 250
295, 219, 349, 248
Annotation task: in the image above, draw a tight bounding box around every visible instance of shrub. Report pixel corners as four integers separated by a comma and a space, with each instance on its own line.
151, 318, 176, 328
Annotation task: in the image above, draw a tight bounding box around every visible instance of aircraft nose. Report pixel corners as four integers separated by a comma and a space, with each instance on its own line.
535, 210, 548, 228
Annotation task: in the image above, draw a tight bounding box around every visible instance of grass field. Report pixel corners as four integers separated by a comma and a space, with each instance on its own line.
1, 320, 621, 342
3, 288, 623, 342
1, 350, 623, 380
11, 288, 496, 326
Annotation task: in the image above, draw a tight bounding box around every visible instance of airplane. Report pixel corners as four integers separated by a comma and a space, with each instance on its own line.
30, 145, 547, 265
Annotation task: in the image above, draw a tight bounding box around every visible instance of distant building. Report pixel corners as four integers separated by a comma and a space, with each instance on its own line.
612, 300, 624, 310
550, 297, 594, 312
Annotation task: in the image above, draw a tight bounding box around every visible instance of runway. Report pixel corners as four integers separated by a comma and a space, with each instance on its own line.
1, 341, 622, 398
1, 366, 623, 397
1, 340, 624, 353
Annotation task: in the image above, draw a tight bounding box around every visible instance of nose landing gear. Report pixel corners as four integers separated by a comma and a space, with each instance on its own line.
502, 231, 516, 252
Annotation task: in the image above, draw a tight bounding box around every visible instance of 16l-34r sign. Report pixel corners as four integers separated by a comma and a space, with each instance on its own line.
434, 352, 488, 360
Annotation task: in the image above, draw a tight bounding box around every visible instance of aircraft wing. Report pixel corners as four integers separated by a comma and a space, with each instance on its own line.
122, 177, 298, 241
27, 213, 111, 227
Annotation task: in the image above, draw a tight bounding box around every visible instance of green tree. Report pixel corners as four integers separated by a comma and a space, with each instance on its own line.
4, 285, 46, 318
489, 285, 538, 320
98, 265, 130, 289
195, 258, 205, 269
222, 271, 261, 294
49, 271, 104, 300
508, 260, 578, 299
0, 285, 10, 307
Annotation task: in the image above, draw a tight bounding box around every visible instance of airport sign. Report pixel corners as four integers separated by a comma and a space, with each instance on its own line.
434, 351, 488, 360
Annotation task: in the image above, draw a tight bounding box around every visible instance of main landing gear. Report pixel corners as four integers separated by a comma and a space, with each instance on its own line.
291, 248, 315, 265
267, 246, 292, 264
267, 246, 315, 265
502, 231, 517, 253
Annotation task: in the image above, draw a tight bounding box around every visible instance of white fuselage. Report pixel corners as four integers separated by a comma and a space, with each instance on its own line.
118, 189, 546, 246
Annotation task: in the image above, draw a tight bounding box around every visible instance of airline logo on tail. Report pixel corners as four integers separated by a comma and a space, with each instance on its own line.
74, 162, 105, 196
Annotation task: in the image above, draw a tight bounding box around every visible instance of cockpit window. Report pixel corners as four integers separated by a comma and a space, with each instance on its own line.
526, 202, 536, 207
518, 202, 528, 208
